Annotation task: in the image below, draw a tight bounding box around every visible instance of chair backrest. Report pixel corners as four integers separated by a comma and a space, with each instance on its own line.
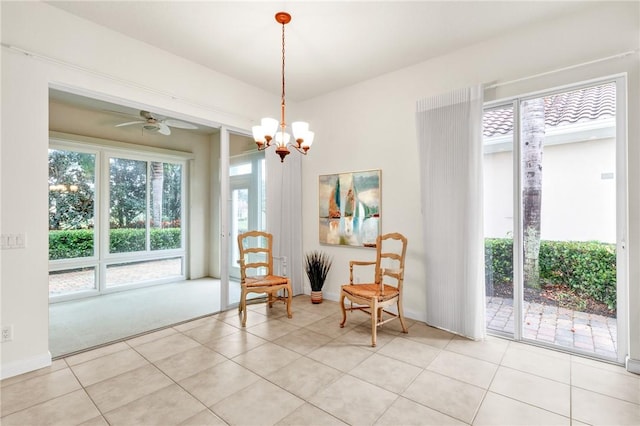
375, 232, 408, 291
237, 231, 274, 282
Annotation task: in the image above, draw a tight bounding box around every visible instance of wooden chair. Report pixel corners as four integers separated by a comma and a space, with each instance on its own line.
237, 231, 292, 326
340, 232, 408, 346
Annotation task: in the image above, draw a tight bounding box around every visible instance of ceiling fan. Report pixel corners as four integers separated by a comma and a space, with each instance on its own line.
115, 110, 198, 135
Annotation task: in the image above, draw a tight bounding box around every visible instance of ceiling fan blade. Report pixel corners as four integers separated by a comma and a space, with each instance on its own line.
115, 120, 145, 127
158, 123, 171, 135
164, 119, 198, 130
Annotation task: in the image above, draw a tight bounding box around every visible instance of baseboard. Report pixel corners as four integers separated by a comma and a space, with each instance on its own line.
322, 290, 340, 302
625, 356, 640, 374
1, 351, 52, 380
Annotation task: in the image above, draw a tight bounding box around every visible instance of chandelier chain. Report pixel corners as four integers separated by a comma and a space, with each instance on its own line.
281, 20, 286, 127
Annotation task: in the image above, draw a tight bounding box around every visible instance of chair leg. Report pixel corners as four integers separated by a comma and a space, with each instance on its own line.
397, 297, 408, 333
339, 291, 347, 328
286, 286, 292, 318
240, 288, 248, 327
371, 299, 378, 347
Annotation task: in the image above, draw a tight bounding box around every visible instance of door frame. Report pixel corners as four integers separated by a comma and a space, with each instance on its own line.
484, 74, 628, 363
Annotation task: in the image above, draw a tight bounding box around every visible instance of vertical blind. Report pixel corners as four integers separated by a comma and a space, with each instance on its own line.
416, 86, 486, 340
266, 153, 304, 295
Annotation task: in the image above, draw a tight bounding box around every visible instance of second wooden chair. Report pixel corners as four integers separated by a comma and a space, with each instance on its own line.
237, 231, 293, 326
340, 232, 408, 346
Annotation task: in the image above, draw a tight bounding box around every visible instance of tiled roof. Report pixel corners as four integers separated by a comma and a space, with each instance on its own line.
483, 82, 615, 137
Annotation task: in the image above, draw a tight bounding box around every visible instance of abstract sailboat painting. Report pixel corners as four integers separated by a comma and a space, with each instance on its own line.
318, 169, 381, 247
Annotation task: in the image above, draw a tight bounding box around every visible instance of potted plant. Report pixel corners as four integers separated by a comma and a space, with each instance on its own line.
304, 250, 332, 304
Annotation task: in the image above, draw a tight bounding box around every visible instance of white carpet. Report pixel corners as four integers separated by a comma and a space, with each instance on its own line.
49, 278, 225, 358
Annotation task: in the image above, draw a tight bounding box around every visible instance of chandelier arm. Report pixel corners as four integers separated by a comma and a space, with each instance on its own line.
289, 144, 310, 155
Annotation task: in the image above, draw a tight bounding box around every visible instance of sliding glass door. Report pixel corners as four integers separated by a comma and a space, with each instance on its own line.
484, 103, 515, 338
483, 79, 626, 361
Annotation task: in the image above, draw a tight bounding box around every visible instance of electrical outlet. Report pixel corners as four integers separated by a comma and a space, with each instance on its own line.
1, 325, 13, 342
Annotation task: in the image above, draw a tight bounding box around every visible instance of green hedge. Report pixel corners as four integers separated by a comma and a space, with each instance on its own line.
150, 228, 182, 251
485, 238, 616, 309
49, 228, 181, 259
48, 229, 94, 260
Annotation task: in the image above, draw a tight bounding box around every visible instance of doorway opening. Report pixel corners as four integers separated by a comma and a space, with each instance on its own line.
48, 87, 222, 357
227, 148, 266, 307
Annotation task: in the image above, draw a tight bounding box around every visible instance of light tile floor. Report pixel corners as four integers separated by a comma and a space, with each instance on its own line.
2, 296, 639, 425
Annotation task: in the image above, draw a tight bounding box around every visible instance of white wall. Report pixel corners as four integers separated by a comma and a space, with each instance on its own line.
299, 2, 640, 368
485, 138, 616, 243
0, 1, 279, 378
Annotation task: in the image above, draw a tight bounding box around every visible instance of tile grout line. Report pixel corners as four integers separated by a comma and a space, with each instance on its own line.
167, 303, 343, 424
466, 337, 506, 425
4, 298, 636, 425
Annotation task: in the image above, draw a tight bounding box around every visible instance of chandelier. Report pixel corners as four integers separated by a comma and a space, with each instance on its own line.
252, 12, 314, 163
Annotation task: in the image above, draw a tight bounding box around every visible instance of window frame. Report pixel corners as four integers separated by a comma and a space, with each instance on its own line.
49, 135, 192, 302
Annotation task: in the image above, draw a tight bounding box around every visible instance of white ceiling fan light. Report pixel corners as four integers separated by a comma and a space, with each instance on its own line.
115, 110, 198, 136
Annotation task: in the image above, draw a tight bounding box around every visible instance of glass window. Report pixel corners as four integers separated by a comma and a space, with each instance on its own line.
48, 149, 96, 260
109, 157, 147, 253
150, 162, 182, 251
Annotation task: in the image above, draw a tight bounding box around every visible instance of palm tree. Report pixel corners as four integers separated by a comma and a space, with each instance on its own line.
151, 161, 164, 228
522, 97, 545, 289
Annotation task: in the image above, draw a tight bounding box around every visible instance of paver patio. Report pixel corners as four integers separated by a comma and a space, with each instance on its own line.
486, 296, 618, 359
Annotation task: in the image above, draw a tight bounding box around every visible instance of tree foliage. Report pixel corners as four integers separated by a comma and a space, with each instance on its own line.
109, 158, 147, 228
48, 149, 95, 230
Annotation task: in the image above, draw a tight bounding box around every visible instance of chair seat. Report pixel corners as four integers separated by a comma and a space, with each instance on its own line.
342, 283, 399, 302
245, 275, 289, 288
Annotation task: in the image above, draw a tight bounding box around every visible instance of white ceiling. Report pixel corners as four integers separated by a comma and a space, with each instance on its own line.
45, 1, 597, 102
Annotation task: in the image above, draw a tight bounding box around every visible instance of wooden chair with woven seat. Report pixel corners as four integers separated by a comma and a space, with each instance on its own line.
339, 232, 408, 347
237, 231, 292, 327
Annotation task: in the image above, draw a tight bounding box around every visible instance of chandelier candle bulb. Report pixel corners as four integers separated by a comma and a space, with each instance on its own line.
261, 118, 279, 141
292, 121, 309, 143
301, 131, 314, 151
252, 11, 315, 162
252, 126, 266, 148
275, 132, 291, 144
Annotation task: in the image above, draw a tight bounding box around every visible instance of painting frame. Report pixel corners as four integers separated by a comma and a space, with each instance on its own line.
318, 169, 381, 247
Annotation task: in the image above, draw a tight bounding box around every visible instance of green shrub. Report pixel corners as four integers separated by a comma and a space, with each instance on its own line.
484, 238, 616, 309
540, 240, 616, 310
109, 228, 146, 253
49, 228, 182, 258
49, 229, 94, 260
150, 228, 181, 251
485, 238, 513, 285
